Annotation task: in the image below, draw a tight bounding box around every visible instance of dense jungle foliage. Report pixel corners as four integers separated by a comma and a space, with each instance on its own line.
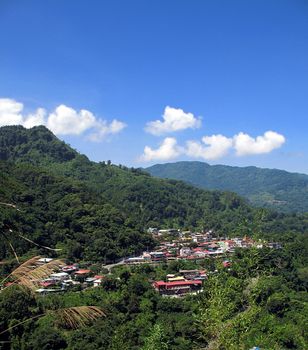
146, 161, 308, 213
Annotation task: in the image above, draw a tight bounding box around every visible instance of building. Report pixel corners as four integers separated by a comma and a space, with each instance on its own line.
179, 269, 207, 280
152, 280, 202, 296
124, 257, 146, 264
179, 247, 192, 257
149, 251, 166, 262
49, 272, 69, 281
158, 229, 179, 236
36, 257, 54, 265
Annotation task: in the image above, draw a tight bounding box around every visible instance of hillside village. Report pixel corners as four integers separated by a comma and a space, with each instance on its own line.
2, 228, 282, 298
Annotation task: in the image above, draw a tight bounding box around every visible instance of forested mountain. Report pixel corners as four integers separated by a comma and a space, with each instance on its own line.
146, 161, 308, 213
0, 125, 77, 164
0, 125, 307, 263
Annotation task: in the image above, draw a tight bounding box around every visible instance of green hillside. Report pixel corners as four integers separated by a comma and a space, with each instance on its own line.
0, 125, 307, 263
146, 161, 308, 212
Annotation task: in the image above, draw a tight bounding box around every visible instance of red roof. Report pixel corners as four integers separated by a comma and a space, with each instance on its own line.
40, 281, 55, 287
208, 243, 218, 248
186, 255, 201, 260
154, 280, 202, 288
165, 253, 174, 257
94, 275, 104, 279
75, 269, 91, 275
4, 282, 14, 287
154, 281, 166, 286
165, 280, 202, 287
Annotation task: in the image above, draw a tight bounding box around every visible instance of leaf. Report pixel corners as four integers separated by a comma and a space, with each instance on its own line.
52, 306, 105, 329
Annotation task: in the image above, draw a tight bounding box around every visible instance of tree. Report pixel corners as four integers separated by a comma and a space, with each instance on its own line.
141, 323, 169, 350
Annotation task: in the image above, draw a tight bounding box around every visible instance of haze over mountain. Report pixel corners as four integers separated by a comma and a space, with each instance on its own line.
146, 161, 308, 213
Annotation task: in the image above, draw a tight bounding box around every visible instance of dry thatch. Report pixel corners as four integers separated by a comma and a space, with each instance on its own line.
1, 257, 64, 292
0, 306, 105, 336
0, 256, 41, 286
9, 256, 42, 279
52, 306, 106, 329
16, 259, 64, 291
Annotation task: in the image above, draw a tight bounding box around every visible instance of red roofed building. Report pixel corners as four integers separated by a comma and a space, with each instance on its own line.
75, 269, 91, 275
94, 275, 104, 280
40, 281, 56, 288
193, 247, 203, 252
223, 260, 231, 268
152, 280, 202, 296
74, 269, 91, 281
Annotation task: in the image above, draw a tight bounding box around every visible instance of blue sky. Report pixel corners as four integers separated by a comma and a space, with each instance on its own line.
0, 0, 307, 173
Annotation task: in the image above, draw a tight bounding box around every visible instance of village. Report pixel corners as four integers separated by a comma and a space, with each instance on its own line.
4, 228, 281, 298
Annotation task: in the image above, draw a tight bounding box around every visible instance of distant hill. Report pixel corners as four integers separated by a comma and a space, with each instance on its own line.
146, 161, 308, 213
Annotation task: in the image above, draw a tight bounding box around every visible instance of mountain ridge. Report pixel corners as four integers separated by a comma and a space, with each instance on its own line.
146, 161, 308, 213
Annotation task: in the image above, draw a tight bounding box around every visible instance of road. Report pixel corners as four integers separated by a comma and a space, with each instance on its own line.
102, 259, 126, 273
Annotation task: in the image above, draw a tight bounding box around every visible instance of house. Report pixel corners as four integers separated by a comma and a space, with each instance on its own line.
36, 257, 54, 264
124, 257, 146, 264
167, 276, 186, 282
142, 252, 152, 261
62, 264, 79, 273
39, 278, 58, 288
93, 279, 102, 287
93, 275, 104, 287
85, 277, 97, 283
192, 234, 206, 243
179, 247, 192, 257
149, 251, 166, 262
179, 269, 207, 280
35, 288, 62, 294
197, 270, 207, 280
74, 269, 91, 275
50, 272, 69, 281
74, 269, 91, 282
158, 229, 179, 237
223, 260, 231, 268
62, 280, 80, 288
152, 280, 202, 296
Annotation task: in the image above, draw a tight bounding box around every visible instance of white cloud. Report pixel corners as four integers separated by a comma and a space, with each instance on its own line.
139, 131, 286, 162
23, 108, 46, 128
47, 105, 97, 135
140, 137, 182, 161
88, 119, 127, 142
0, 98, 24, 126
233, 131, 286, 156
0, 98, 126, 141
145, 106, 201, 135
186, 134, 233, 160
